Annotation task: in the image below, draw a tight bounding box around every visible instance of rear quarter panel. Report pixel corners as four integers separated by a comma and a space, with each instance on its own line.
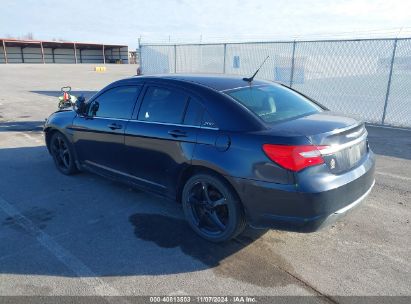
192, 128, 310, 184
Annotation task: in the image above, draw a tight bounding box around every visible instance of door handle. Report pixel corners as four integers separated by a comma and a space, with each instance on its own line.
107, 123, 122, 130
168, 129, 187, 138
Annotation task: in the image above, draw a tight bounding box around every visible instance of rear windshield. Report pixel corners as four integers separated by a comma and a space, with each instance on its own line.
226, 84, 322, 123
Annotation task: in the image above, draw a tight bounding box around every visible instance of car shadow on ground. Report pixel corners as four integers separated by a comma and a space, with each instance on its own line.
0, 120, 45, 132
30, 90, 98, 99
0, 145, 298, 287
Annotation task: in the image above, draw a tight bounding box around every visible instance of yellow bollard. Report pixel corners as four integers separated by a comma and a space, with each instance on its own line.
94, 67, 106, 72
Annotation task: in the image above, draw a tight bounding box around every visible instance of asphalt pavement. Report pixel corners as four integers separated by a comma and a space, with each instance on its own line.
0, 65, 409, 302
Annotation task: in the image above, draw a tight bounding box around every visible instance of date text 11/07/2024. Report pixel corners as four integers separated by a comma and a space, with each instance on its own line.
149, 296, 257, 303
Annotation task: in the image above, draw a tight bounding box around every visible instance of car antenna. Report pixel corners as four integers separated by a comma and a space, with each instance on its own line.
242, 55, 269, 83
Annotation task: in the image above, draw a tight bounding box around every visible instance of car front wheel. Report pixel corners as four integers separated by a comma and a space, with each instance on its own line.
182, 173, 246, 242
50, 131, 78, 175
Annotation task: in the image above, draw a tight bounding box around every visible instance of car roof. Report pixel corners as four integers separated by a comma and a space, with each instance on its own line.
135, 74, 272, 92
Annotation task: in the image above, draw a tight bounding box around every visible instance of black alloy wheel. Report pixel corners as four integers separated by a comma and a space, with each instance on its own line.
50, 132, 77, 175
182, 173, 246, 242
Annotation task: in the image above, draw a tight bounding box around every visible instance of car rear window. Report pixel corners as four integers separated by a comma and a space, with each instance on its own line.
226, 84, 322, 123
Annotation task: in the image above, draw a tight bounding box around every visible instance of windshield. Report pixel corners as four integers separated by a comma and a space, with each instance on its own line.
226, 84, 323, 123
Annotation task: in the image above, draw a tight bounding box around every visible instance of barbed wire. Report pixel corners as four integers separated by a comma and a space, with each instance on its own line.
139, 27, 411, 45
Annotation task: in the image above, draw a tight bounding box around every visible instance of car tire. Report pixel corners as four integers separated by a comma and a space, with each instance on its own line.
182, 173, 246, 242
50, 131, 78, 175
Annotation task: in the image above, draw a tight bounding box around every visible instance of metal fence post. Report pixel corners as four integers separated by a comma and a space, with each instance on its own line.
223, 43, 227, 74
2, 40, 7, 64
73, 43, 78, 64
289, 40, 296, 87
174, 44, 177, 73
40, 42, 45, 64
381, 38, 398, 125
138, 38, 143, 71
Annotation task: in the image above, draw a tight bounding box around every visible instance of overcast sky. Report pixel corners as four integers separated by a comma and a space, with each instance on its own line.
1, 0, 410, 49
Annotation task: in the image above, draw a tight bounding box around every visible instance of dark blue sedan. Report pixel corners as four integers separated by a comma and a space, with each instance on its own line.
44, 75, 375, 242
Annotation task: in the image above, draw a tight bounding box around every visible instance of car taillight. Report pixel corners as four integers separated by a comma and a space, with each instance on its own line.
262, 144, 329, 172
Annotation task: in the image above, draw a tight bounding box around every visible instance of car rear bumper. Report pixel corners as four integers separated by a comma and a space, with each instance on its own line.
228, 151, 376, 232
314, 179, 375, 230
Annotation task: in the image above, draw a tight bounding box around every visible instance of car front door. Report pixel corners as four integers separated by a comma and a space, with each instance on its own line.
124, 85, 202, 196
72, 85, 141, 173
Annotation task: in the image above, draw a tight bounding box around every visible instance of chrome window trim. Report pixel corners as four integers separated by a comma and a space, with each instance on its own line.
86, 116, 219, 130
320, 131, 368, 155
130, 119, 219, 130
89, 116, 130, 122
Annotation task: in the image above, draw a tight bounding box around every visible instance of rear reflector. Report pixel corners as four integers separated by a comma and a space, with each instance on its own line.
262, 144, 329, 172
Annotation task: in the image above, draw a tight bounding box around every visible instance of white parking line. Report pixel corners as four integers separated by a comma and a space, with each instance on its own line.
376, 171, 411, 182
0, 195, 128, 301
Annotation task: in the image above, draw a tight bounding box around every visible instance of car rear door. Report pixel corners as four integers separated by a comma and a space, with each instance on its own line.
123, 85, 201, 195
72, 85, 142, 173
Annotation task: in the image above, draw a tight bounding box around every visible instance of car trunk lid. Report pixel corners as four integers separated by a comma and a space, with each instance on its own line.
271, 112, 369, 173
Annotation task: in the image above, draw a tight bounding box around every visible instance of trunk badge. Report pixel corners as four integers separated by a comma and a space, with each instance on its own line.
330, 158, 336, 169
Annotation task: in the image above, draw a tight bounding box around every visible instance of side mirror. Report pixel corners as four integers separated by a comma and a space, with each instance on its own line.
90, 101, 100, 116
74, 95, 86, 115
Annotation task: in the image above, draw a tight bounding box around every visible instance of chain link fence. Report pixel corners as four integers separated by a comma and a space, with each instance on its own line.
140, 38, 411, 128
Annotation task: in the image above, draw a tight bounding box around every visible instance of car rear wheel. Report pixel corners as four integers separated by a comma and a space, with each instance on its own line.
182, 173, 246, 242
50, 131, 78, 175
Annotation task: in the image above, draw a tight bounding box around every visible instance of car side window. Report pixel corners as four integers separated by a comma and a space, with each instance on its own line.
183, 98, 218, 129
138, 87, 187, 124
89, 86, 141, 119
183, 98, 204, 126
202, 111, 218, 129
